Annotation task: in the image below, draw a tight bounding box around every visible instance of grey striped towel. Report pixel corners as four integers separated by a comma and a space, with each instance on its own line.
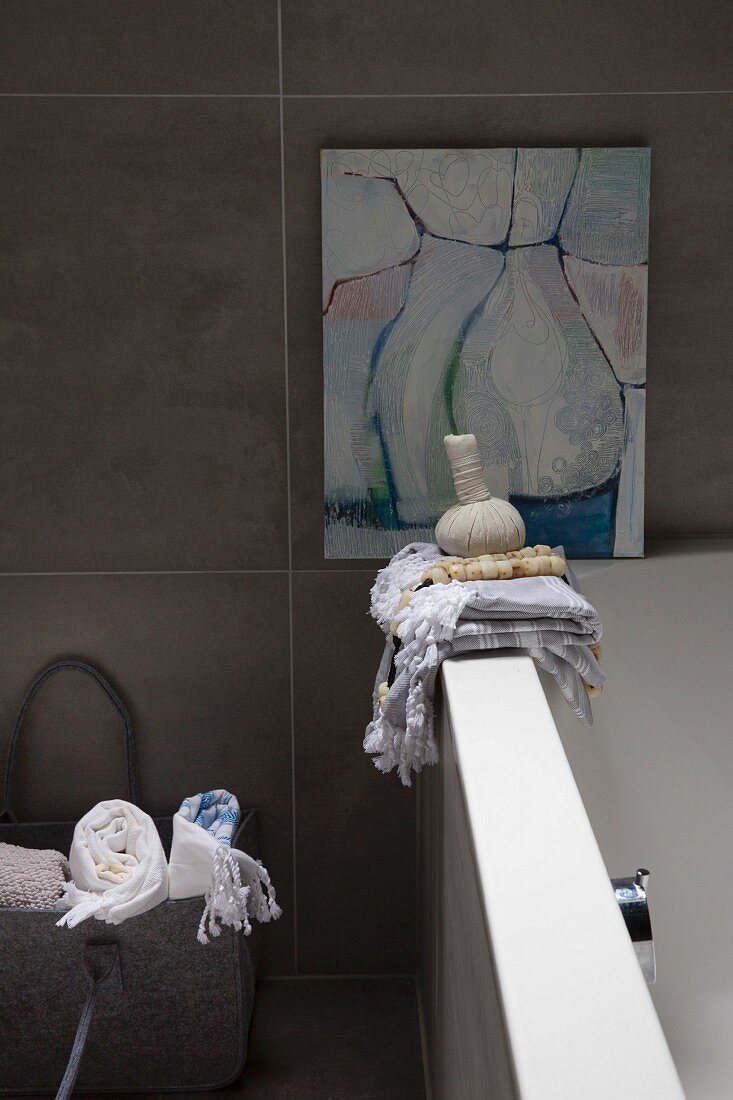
364, 543, 604, 785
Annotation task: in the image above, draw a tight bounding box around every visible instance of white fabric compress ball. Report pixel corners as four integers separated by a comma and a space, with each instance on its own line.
435, 434, 526, 556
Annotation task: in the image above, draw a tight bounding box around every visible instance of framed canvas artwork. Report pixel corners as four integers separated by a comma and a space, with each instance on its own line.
322, 148, 649, 557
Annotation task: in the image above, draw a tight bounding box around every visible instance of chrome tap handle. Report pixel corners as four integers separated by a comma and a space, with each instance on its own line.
611, 867, 656, 984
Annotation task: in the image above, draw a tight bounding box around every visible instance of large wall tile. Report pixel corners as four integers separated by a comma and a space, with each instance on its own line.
0, 572, 294, 973
285, 94, 733, 562
281, 0, 730, 96
0, 0, 278, 94
0, 97, 288, 571
292, 571, 416, 973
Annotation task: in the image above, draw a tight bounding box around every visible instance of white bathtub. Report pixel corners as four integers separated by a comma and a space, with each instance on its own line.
418, 540, 732, 1099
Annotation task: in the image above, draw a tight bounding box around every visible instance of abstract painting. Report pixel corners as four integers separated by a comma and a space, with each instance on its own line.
323, 148, 649, 557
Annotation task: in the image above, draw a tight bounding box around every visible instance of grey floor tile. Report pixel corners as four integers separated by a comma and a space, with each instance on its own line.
0, 96, 288, 571
285, 94, 733, 562
5, 979, 426, 1100
0, 0, 279, 94
281, 0, 730, 96
292, 571, 417, 973
0, 571, 294, 972
225, 978, 426, 1099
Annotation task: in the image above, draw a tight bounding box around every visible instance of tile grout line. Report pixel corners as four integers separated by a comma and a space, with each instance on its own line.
0, 535, 728, 579
284, 89, 732, 98
0, 90, 729, 98
415, 975, 434, 1100
0, 568, 383, 576
0, 92, 279, 97
263, 973, 417, 981
277, 0, 298, 977
0, 570, 294, 577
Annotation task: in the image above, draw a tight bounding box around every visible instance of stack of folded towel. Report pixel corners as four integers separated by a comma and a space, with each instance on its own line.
365, 543, 604, 785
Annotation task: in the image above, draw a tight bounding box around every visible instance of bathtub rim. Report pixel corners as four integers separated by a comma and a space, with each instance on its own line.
438, 650, 684, 1100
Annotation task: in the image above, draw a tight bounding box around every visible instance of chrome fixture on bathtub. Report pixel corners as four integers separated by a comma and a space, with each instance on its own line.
611, 868, 656, 984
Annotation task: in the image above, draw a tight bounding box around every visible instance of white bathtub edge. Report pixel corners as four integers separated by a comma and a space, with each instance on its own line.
441, 651, 685, 1100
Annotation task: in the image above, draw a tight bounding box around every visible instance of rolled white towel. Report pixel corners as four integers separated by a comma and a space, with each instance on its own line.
57, 799, 168, 928
168, 790, 281, 944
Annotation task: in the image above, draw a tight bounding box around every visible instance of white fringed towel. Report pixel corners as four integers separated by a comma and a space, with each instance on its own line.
168, 790, 281, 945
365, 543, 604, 785
57, 799, 168, 928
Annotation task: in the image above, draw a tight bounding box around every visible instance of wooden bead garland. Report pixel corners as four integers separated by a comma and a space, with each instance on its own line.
387, 547, 567, 634
420, 546, 565, 586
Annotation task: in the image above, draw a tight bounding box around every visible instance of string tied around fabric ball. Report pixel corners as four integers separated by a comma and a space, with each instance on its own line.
435, 434, 526, 557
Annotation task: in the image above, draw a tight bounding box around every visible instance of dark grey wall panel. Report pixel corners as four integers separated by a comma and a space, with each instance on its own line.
281, 0, 731, 96
0, 0, 279, 94
0, 97, 288, 571
0, 571, 294, 974
292, 571, 416, 973
0, 0, 728, 985
284, 93, 733, 564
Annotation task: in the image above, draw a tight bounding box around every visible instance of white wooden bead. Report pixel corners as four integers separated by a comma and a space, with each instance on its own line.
428, 566, 451, 585
549, 555, 566, 577
480, 559, 499, 580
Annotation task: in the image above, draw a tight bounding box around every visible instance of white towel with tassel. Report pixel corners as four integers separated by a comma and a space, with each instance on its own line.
365, 543, 604, 785
57, 799, 168, 928
168, 790, 281, 944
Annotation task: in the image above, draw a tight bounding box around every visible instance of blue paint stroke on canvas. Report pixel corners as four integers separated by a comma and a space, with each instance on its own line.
511, 476, 619, 558
322, 148, 650, 558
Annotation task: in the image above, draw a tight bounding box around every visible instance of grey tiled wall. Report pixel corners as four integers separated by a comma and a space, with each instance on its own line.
0, 1, 730, 975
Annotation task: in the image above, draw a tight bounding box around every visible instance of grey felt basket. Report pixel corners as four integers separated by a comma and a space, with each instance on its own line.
0, 660, 260, 1096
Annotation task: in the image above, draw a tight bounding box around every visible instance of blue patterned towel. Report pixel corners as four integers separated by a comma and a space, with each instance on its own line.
178, 790, 240, 848
171, 789, 281, 944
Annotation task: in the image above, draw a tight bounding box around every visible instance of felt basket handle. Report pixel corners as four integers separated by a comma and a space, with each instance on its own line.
55, 942, 121, 1100
0, 660, 140, 821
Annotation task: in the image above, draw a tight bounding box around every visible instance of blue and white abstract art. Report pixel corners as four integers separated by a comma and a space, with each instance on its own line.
323, 148, 650, 557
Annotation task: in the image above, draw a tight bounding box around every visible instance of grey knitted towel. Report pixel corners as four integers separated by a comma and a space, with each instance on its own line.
0, 842, 69, 909
364, 543, 604, 785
